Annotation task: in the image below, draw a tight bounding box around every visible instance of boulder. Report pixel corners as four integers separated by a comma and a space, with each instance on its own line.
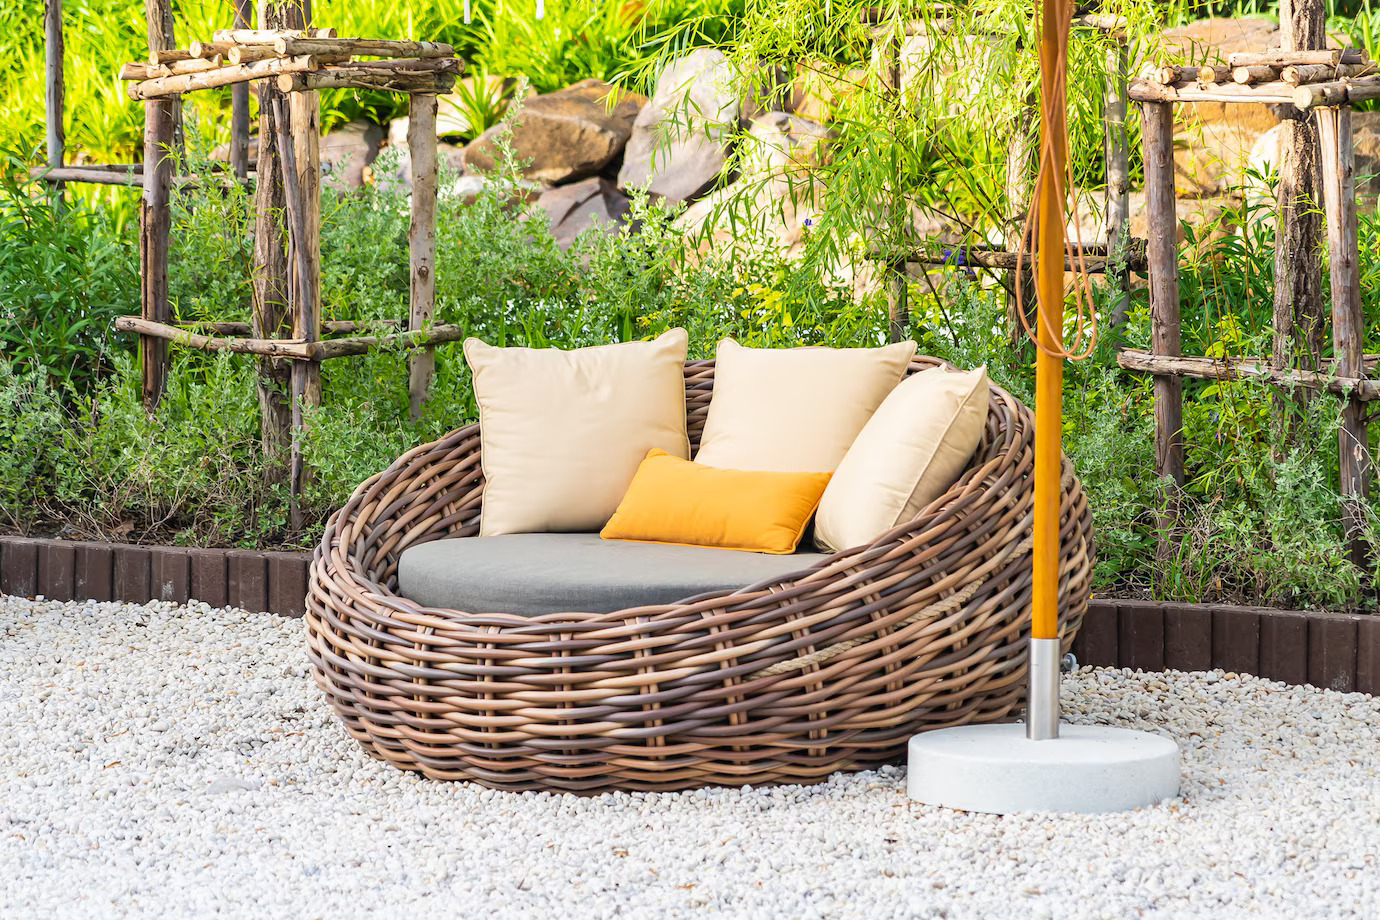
436, 74, 526, 138
536, 177, 632, 249
447, 174, 542, 206
739, 112, 831, 180
463, 79, 645, 185
382, 117, 468, 186
1246, 111, 1380, 216
619, 49, 741, 202
1128, 190, 1238, 246
320, 120, 385, 190
788, 65, 868, 123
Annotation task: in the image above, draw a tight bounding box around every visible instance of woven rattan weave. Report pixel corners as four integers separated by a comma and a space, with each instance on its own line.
306, 356, 1094, 792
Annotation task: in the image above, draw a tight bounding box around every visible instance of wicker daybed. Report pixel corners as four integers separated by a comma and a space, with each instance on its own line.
305, 355, 1094, 793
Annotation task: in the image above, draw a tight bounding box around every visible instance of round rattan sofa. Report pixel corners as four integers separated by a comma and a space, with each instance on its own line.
305, 355, 1094, 793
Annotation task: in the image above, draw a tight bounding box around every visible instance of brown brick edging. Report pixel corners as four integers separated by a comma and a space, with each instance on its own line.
1072, 599, 1380, 696
2, 536, 1376, 694
0, 536, 308, 618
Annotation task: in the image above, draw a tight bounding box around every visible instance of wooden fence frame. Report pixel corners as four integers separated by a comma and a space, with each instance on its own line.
1123, 49, 1372, 564
38, 1, 464, 528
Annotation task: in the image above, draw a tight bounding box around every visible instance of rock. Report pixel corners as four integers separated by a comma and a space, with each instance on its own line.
1248, 111, 1380, 214
789, 65, 868, 123
463, 79, 645, 185
675, 174, 821, 259
536, 177, 631, 249
436, 75, 526, 138
619, 49, 741, 202
381, 119, 468, 187
320, 119, 384, 190
739, 113, 831, 181
1128, 189, 1238, 246
447, 174, 541, 206
875, 28, 1005, 110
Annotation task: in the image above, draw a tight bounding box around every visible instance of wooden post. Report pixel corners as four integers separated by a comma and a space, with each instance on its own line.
1105, 40, 1132, 335
1317, 105, 1369, 564
139, 99, 174, 411
1272, 0, 1327, 378
1140, 101, 1184, 490
229, 0, 252, 181
44, 0, 64, 203
289, 83, 321, 412
272, 95, 315, 530
250, 0, 301, 464
408, 93, 439, 420
144, 0, 183, 160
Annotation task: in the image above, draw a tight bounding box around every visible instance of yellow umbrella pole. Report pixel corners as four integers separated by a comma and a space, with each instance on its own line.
1027, 0, 1069, 741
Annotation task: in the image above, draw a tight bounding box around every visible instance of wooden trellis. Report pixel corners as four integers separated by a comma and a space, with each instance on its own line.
86, 3, 466, 527
1122, 41, 1373, 563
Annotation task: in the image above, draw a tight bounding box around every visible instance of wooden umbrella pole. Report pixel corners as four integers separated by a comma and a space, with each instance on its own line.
1028, 0, 1068, 741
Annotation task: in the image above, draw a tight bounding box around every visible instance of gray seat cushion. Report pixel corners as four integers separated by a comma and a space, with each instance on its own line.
397, 532, 829, 616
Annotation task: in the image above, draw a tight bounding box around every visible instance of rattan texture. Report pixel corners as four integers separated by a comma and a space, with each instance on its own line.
306, 356, 1094, 792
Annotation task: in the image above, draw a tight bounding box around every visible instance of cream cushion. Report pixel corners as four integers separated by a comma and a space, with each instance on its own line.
465, 329, 690, 535
693, 338, 916, 473
814, 365, 989, 552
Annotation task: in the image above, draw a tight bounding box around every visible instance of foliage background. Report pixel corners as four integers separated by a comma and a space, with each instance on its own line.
3, 0, 1380, 611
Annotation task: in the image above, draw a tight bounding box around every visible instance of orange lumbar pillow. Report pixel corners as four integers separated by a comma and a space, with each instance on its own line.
600, 449, 832, 554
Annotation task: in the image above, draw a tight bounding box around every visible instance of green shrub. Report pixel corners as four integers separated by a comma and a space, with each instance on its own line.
0, 151, 138, 392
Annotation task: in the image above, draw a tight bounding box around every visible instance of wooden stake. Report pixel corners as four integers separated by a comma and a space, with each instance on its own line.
1003, 91, 1036, 349
120, 57, 224, 80
230, 0, 253, 182
277, 70, 456, 93
1232, 64, 1278, 84
1317, 105, 1369, 563
44, 0, 64, 203
884, 258, 908, 344
288, 84, 321, 413
127, 55, 318, 99
272, 94, 315, 531
273, 37, 454, 58
1140, 101, 1184, 489
139, 98, 174, 411
1283, 62, 1376, 85
1106, 42, 1132, 334
1117, 349, 1380, 400
1229, 48, 1363, 68
144, 0, 182, 157
408, 94, 439, 421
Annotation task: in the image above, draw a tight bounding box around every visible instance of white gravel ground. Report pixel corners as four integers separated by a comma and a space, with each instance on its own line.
1, 595, 1378, 920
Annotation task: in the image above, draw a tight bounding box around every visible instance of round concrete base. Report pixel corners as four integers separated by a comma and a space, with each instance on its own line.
907, 723, 1180, 815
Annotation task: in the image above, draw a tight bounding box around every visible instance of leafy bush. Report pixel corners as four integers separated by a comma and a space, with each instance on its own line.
0, 150, 138, 392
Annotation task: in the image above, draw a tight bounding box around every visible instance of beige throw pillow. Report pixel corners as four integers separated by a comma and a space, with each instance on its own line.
693, 338, 917, 473
814, 365, 989, 553
465, 329, 690, 536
